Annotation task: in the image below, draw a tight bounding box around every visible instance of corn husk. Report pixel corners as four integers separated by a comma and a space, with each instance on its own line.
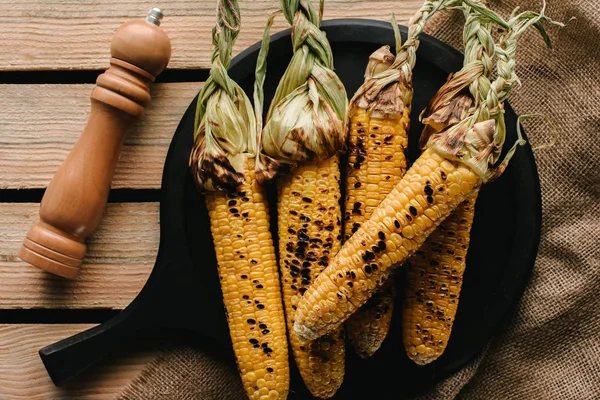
256, 0, 347, 177
422, 0, 565, 182
261, 63, 346, 164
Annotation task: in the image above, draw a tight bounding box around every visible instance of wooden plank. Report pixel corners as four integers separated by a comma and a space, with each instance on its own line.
0, 203, 158, 309
0, 82, 198, 190
0, 324, 160, 399
1, 0, 423, 71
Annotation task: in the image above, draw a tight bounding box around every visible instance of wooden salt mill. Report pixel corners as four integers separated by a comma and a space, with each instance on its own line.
18, 8, 171, 279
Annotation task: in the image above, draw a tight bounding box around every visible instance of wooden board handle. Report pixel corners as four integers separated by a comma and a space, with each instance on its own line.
18, 9, 171, 278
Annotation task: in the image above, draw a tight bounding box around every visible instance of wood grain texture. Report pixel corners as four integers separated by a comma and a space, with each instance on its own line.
0, 203, 158, 309
0, 325, 160, 399
1, 0, 423, 71
0, 82, 198, 189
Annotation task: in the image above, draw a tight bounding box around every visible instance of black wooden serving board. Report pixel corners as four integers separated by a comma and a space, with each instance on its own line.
38, 19, 541, 399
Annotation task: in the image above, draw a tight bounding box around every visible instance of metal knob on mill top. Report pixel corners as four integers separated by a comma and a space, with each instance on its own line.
18, 9, 172, 279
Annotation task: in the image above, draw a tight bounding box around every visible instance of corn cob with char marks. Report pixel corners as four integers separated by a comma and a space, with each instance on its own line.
403, 191, 477, 364
277, 156, 345, 397
402, 0, 494, 365
204, 158, 289, 399
257, 0, 348, 397
189, 3, 289, 399
343, 0, 464, 358
293, 0, 563, 342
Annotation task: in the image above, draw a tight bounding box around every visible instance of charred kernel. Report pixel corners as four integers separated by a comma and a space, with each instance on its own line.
354, 182, 362, 188
262, 329, 270, 334
229, 208, 239, 214
290, 210, 298, 216
253, 279, 260, 284
233, 213, 240, 218
325, 224, 335, 231
347, 282, 354, 288
358, 127, 366, 133
353, 162, 362, 169
256, 284, 264, 289
256, 304, 265, 309
251, 259, 258, 265
249, 338, 259, 344
350, 271, 356, 279
266, 367, 274, 373
409, 206, 418, 216
302, 197, 312, 203
242, 295, 250, 300
424, 185, 434, 196
372, 126, 379, 130
291, 285, 298, 290
240, 274, 248, 279
364, 265, 372, 274
247, 319, 256, 325
371, 263, 378, 271
299, 287, 307, 295
259, 323, 267, 329
378, 232, 386, 240
372, 245, 381, 253
228, 200, 237, 207
336, 293, 343, 299
291, 191, 300, 197
241, 197, 250, 202
427, 196, 434, 204
253, 344, 260, 348
441, 171, 447, 180
242, 212, 249, 218
378, 241, 386, 251
362, 250, 375, 262
286, 243, 294, 252
263, 347, 273, 354
298, 232, 309, 242
356, 155, 365, 163
394, 220, 401, 229
300, 215, 311, 222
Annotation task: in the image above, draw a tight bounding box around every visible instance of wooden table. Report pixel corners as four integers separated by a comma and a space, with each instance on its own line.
0, 1, 422, 398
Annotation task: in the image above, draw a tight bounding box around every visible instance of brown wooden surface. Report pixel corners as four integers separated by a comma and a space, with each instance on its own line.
1, 0, 423, 71
0, 1, 422, 398
0, 83, 198, 190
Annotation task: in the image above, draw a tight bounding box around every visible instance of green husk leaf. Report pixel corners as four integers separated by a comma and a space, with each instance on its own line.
262, 77, 344, 163
254, 11, 284, 183
391, 13, 403, 55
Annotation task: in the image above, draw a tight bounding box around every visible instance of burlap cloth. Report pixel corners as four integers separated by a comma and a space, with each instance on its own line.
118, 0, 600, 398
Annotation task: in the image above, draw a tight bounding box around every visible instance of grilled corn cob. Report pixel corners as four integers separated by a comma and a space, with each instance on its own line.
205, 158, 289, 399
189, 3, 289, 399
278, 156, 345, 398
257, 0, 348, 396
344, 0, 462, 358
295, 147, 482, 341
402, 191, 477, 364
401, 0, 492, 365
293, 1, 562, 341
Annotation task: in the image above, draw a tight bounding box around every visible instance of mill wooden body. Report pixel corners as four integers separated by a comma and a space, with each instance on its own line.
18, 9, 171, 279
